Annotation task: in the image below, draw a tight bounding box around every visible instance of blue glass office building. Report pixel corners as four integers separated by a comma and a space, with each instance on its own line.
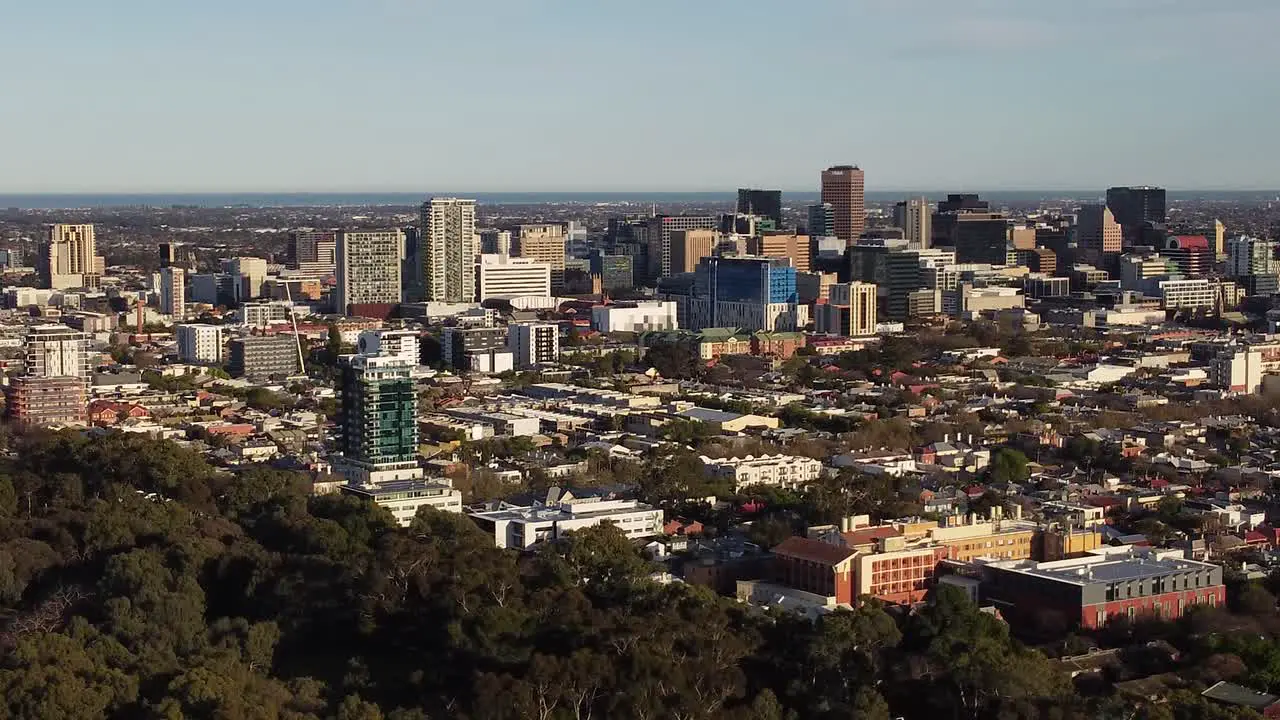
698, 256, 797, 304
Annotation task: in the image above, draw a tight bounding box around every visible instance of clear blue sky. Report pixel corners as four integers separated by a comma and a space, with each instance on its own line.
4, 0, 1278, 193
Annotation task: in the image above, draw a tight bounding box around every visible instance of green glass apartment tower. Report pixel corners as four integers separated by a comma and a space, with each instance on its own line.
339, 330, 422, 482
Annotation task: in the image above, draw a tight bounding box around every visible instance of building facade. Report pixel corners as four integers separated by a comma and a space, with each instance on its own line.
590, 301, 679, 333
159, 266, 185, 319
290, 230, 338, 277
25, 325, 90, 380
335, 230, 405, 313
176, 324, 224, 364
42, 224, 102, 290
820, 165, 866, 244
508, 322, 559, 369
747, 233, 811, 273
476, 254, 552, 301
512, 224, 567, 293
6, 376, 86, 426
893, 197, 932, 249
421, 198, 479, 303
228, 335, 301, 379
339, 330, 421, 482
737, 188, 783, 226
980, 547, 1224, 630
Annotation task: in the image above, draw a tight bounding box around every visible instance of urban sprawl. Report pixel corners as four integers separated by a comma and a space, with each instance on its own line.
7, 173, 1280, 717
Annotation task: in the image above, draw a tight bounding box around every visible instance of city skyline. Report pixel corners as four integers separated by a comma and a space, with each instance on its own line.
4, 1, 1279, 193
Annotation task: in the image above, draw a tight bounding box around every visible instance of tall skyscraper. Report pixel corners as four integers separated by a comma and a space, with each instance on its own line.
42, 224, 102, 290
478, 229, 512, 256
1106, 186, 1167, 242
290, 231, 338, 277
806, 203, 836, 238
736, 189, 783, 226
226, 257, 268, 302
820, 165, 866, 244
747, 233, 811, 273
159, 266, 186, 319
640, 215, 719, 283
1212, 219, 1226, 257
421, 198, 478, 302
512, 224, 567, 294
819, 281, 878, 336
1226, 236, 1277, 278
670, 229, 718, 274
339, 330, 422, 480
1075, 204, 1123, 265
893, 198, 932, 249
335, 230, 405, 314
159, 242, 177, 269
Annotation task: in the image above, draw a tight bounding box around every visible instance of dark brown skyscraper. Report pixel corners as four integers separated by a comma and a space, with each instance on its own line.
820, 165, 865, 245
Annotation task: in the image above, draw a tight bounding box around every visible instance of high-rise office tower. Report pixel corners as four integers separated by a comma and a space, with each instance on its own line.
670, 229, 718, 274
335, 230, 405, 314
225, 257, 268, 302
42, 224, 102, 290
339, 329, 422, 481
641, 215, 719, 283
1106, 186, 1167, 243
159, 266, 186, 319
819, 281, 879, 336
1212, 220, 1226, 257
1226, 236, 1278, 278
290, 231, 338, 277
893, 198, 931, 249
1106, 186, 1167, 227
820, 165, 866, 244
1075, 204, 1123, 265
476, 254, 552, 301
747, 233, 811, 273
695, 255, 802, 331
512, 224, 567, 294
479, 229, 512, 256
807, 203, 836, 238
159, 242, 177, 269
421, 198, 478, 302
737, 189, 783, 227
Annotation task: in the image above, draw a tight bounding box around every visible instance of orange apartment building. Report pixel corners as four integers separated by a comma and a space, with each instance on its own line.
761, 514, 1082, 607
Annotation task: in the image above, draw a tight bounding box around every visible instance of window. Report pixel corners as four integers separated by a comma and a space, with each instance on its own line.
1097, 610, 1106, 625
1127, 606, 1135, 619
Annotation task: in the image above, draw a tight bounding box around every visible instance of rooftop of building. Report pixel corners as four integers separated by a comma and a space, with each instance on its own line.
986, 548, 1216, 585
344, 478, 454, 497
773, 536, 856, 566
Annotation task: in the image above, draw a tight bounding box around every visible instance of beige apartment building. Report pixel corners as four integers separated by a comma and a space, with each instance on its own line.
747, 232, 811, 273
670, 229, 717, 274
513, 224, 567, 293
43, 224, 104, 290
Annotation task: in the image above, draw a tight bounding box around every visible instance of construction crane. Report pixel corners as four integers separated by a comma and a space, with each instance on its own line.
283, 281, 306, 376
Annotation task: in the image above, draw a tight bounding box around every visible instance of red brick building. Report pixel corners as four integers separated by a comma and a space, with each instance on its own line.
772, 536, 855, 605
979, 548, 1225, 630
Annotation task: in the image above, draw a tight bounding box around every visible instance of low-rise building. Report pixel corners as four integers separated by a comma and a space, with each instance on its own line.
342, 478, 464, 527
468, 493, 663, 549
227, 334, 301, 379
978, 546, 1225, 630
700, 453, 823, 490
6, 376, 87, 426
591, 301, 679, 333
176, 324, 225, 364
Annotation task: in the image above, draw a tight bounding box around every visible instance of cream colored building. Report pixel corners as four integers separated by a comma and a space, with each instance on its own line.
670, 229, 717, 274
421, 198, 478, 303
43, 224, 103, 290
513, 223, 566, 292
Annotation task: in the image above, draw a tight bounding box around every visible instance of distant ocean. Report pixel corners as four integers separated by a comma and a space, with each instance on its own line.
0, 190, 1275, 210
